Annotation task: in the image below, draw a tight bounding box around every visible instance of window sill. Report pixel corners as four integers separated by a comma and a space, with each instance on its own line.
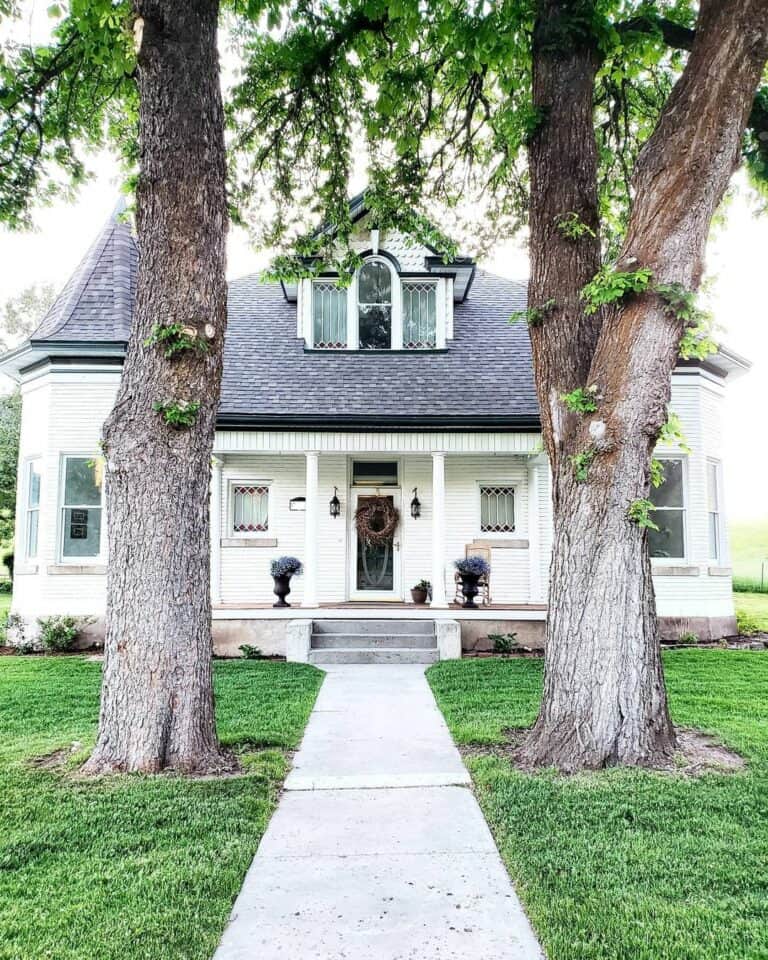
472, 538, 529, 550
707, 565, 732, 577
303, 347, 448, 355
47, 564, 107, 575
14, 564, 38, 575
221, 538, 278, 548
652, 564, 700, 577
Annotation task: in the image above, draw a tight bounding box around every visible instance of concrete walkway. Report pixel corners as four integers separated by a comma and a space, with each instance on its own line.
214, 665, 543, 960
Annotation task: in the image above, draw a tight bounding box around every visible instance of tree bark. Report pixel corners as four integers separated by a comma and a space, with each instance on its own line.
523, 0, 768, 771
83, 0, 229, 774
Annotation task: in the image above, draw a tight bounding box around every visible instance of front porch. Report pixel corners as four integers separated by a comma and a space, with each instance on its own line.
210, 428, 551, 614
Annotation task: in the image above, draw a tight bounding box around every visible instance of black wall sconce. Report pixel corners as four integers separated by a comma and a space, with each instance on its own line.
329, 486, 341, 518
410, 487, 421, 519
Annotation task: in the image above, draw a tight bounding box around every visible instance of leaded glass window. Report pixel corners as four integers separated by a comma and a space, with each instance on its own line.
480, 486, 515, 533
312, 282, 347, 349
358, 260, 392, 349
231, 484, 269, 533
402, 282, 437, 348
648, 458, 686, 558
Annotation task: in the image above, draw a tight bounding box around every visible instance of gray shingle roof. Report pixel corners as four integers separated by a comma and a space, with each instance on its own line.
24, 204, 540, 426
222, 271, 537, 426
31, 200, 136, 343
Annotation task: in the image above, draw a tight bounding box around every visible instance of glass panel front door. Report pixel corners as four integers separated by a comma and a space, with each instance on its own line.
351, 491, 401, 599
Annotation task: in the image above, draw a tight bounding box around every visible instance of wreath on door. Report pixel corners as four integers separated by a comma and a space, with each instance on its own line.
354, 496, 400, 546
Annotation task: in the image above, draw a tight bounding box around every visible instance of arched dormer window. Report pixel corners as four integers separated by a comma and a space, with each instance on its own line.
306, 251, 447, 351
358, 257, 395, 349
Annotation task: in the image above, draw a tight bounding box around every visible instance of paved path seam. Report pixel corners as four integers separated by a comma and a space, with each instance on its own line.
213, 664, 544, 960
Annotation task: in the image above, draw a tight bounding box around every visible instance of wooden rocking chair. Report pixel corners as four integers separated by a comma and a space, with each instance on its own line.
453, 544, 492, 606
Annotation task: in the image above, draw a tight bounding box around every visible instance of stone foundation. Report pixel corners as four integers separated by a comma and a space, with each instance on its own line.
658, 615, 738, 643
459, 619, 546, 653
15, 612, 740, 656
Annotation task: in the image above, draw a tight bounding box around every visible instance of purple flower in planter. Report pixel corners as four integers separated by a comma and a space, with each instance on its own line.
454, 555, 490, 577
271, 556, 303, 577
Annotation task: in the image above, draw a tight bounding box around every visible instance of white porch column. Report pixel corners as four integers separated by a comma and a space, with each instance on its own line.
527, 456, 544, 603
430, 452, 448, 608
303, 451, 320, 608
210, 456, 223, 605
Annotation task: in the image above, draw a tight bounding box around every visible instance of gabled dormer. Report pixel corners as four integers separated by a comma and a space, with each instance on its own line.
282, 195, 475, 352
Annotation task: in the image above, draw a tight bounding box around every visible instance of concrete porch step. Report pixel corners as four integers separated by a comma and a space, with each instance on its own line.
308, 647, 439, 665
312, 619, 435, 637
311, 633, 437, 650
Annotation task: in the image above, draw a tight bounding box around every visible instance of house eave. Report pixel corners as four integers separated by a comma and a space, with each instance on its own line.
215, 413, 542, 433
0, 340, 127, 381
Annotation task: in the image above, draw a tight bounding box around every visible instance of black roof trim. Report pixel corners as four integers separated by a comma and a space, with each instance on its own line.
216, 413, 541, 433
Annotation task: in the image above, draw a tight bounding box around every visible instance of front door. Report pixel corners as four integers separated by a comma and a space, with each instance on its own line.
350, 489, 402, 600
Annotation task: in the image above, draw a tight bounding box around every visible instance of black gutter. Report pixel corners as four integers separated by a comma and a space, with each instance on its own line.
215, 413, 542, 433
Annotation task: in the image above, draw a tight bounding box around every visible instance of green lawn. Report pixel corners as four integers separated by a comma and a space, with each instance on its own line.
428, 653, 768, 960
730, 518, 768, 592
0, 657, 323, 960
735, 592, 768, 633
0, 592, 11, 620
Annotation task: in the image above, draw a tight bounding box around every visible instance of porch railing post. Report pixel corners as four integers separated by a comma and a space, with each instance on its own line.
303, 451, 320, 608
210, 455, 223, 606
430, 451, 448, 608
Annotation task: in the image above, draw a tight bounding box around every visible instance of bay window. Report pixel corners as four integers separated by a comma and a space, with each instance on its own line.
60, 456, 104, 560
24, 459, 41, 560
707, 459, 722, 561
648, 458, 686, 559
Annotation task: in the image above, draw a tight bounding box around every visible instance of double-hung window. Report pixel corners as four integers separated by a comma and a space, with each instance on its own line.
358, 260, 393, 349
707, 459, 722, 561
230, 482, 269, 535
60, 456, 104, 560
24, 459, 41, 560
648, 458, 686, 559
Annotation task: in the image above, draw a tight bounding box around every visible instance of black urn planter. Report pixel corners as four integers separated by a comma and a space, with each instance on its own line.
272, 573, 293, 607
459, 572, 481, 609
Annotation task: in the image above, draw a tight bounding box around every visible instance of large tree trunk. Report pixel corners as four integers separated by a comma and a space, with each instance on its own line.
83, 0, 229, 774
523, 0, 768, 771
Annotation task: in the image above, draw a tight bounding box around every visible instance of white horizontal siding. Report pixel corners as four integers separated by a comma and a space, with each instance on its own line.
11, 362, 734, 623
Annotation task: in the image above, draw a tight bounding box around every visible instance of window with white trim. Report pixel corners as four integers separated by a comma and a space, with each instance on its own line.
402, 281, 437, 348
707, 459, 722, 561
308, 255, 442, 351
230, 482, 269, 534
480, 485, 515, 533
358, 259, 393, 349
312, 281, 347, 349
648, 458, 686, 559
24, 459, 41, 559
60, 456, 103, 560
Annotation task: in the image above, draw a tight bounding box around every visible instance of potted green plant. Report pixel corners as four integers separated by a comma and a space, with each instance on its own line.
453, 556, 490, 609
270, 556, 303, 607
410, 579, 431, 604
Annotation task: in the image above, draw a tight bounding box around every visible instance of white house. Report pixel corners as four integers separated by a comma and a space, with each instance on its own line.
0, 198, 747, 661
